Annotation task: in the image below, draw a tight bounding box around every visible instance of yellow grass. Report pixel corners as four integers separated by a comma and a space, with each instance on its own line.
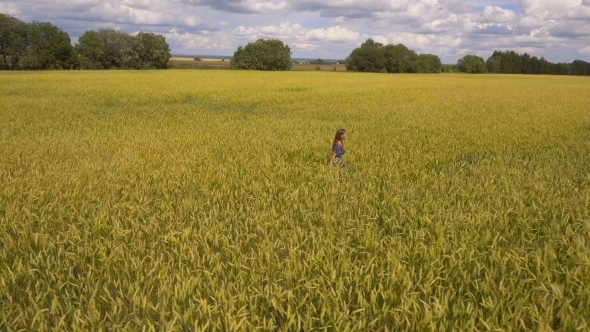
1, 71, 589, 331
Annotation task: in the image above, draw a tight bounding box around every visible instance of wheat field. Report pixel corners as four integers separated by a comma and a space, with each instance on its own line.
1, 71, 589, 331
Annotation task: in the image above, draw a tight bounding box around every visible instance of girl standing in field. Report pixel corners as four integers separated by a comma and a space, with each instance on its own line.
330, 128, 347, 167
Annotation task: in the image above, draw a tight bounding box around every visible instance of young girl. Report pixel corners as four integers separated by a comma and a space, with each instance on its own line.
330, 128, 347, 167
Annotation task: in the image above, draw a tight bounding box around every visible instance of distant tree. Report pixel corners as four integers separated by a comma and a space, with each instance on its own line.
555, 63, 572, 75
442, 64, 453, 73
308, 58, 333, 65
483, 50, 590, 76
457, 55, 487, 73
382, 43, 416, 73
98, 29, 139, 69
346, 39, 386, 72
1, 14, 172, 71
73, 30, 104, 69
74, 29, 136, 69
539, 57, 555, 75
486, 57, 499, 73
231, 39, 292, 71
416, 53, 442, 73
74, 29, 170, 69
20, 22, 72, 70
194, 56, 202, 61
0, 14, 28, 70
345, 40, 443, 74
134, 32, 171, 69
570, 60, 590, 76
490, 50, 522, 74
521, 53, 533, 74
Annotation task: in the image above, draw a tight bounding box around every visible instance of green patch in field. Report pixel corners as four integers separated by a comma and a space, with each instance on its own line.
277, 86, 315, 92
174, 94, 231, 111
580, 124, 590, 138
429, 151, 497, 176
452, 151, 494, 169
101, 98, 123, 108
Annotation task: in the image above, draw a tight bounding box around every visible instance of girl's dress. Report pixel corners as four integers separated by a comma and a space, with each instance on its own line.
333, 141, 346, 167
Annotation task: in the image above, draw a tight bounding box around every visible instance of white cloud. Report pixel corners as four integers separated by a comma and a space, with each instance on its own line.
579, 47, 590, 54
231, 21, 363, 54
234, 21, 306, 40
419, 13, 459, 33
292, 43, 320, 51
374, 32, 461, 49
551, 21, 590, 37
515, 0, 582, 18
565, 4, 590, 20
306, 26, 361, 42
166, 28, 234, 50
121, 0, 157, 10
477, 6, 517, 23
3, 0, 223, 29
177, 0, 289, 13
0, 2, 22, 15
517, 16, 554, 29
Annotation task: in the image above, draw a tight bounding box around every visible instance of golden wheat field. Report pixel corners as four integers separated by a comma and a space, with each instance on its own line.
1, 71, 589, 331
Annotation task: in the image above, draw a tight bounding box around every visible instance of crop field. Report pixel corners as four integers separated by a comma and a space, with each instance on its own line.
168, 57, 347, 71
1, 71, 589, 331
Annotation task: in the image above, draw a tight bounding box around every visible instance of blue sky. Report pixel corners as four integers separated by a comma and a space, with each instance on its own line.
1, 0, 589, 63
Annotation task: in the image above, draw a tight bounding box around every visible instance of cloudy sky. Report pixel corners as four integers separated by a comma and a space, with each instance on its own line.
1, 0, 589, 63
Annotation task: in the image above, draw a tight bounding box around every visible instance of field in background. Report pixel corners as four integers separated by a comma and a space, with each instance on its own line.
169, 57, 232, 69
171, 57, 226, 61
168, 57, 347, 71
1, 71, 589, 330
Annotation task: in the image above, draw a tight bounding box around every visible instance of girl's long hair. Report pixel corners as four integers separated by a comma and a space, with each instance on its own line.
333, 128, 347, 147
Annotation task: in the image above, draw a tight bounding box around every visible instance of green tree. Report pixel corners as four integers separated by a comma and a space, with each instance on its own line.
555, 63, 572, 75
457, 55, 487, 73
134, 32, 171, 69
346, 39, 386, 72
486, 57, 499, 73
97, 28, 139, 69
73, 30, 104, 69
21, 22, 72, 70
0, 14, 28, 70
345, 40, 442, 74
231, 39, 292, 71
382, 44, 416, 73
308, 58, 333, 65
75, 29, 170, 70
521, 53, 532, 74
416, 53, 442, 73
571, 60, 590, 76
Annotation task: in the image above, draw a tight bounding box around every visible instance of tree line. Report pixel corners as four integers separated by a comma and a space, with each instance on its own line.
345, 39, 442, 73
347, 39, 590, 76
0, 13, 171, 70
231, 38, 442, 74
455, 51, 590, 75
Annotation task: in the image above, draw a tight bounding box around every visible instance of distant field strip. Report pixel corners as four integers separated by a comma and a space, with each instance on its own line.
1, 71, 589, 331
171, 57, 224, 61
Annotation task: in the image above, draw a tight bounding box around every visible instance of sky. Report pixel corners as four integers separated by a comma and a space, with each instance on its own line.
1, 0, 589, 63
